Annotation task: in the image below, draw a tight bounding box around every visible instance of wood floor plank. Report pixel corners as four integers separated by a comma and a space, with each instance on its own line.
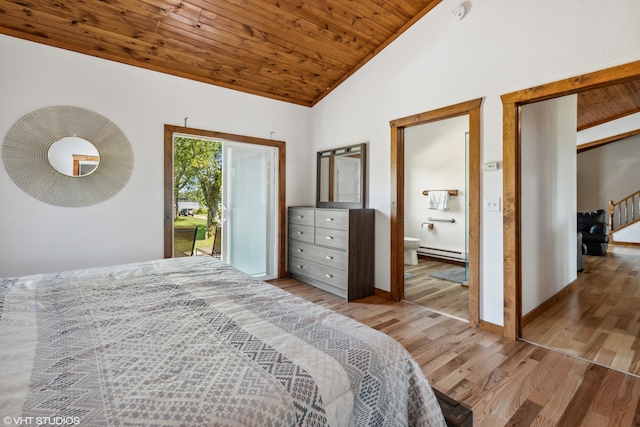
607, 374, 640, 427
532, 361, 588, 424
589, 369, 627, 417
611, 347, 635, 372
490, 352, 544, 419
556, 364, 609, 426
527, 350, 582, 407
529, 415, 562, 427
505, 399, 544, 427
581, 411, 609, 427
481, 349, 543, 414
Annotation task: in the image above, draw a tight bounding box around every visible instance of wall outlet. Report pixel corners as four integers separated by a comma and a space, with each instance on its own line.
484, 196, 501, 212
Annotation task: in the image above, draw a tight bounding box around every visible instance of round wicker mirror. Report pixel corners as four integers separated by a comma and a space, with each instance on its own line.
2, 106, 133, 207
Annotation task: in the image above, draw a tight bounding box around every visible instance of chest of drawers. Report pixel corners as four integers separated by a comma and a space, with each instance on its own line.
288, 207, 375, 301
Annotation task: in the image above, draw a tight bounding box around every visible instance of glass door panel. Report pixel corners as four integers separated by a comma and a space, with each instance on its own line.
222, 141, 277, 279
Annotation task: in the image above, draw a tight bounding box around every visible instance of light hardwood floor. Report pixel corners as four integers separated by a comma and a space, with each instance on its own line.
404, 258, 469, 320
268, 276, 640, 427
523, 245, 640, 378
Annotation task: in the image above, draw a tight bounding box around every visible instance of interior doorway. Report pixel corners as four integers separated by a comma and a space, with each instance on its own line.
501, 59, 640, 340
163, 125, 287, 279
389, 98, 482, 329
501, 61, 640, 377
403, 116, 470, 321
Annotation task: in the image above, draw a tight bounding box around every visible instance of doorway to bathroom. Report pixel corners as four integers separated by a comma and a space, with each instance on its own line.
403, 116, 470, 321
389, 98, 481, 329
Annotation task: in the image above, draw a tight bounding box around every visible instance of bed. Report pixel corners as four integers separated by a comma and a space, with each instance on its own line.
0, 257, 446, 426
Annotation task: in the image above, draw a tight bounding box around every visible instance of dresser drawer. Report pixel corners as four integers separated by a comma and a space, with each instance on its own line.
288, 240, 348, 271
289, 224, 314, 243
289, 207, 315, 226
315, 227, 348, 249
288, 256, 347, 291
315, 209, 348, 230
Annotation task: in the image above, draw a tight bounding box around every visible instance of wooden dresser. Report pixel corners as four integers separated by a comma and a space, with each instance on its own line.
287, 207, 375, 301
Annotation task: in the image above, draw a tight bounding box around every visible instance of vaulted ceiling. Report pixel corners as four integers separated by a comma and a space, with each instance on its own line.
1, 0, 639, 127
0, 0, 441, 107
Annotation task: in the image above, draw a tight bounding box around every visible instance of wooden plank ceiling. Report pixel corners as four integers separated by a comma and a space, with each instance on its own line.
577, 79, 640, 131
1, 0, 640, 125
0, 0, 441, 107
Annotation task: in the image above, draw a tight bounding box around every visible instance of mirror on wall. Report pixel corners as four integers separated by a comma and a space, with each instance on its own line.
316, 143, 366, 209
2, 105, 133, 207
48, 136, 100, 176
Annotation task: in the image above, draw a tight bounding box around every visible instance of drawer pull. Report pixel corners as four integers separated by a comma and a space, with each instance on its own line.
326, 236, 334, 240
297, 249, 303, 252
296, 265, 303, 269
326, 274, 333, 278
297, 231, 303, 235
326, 256, 333, 260
297, 215, 303, 219
326, 218, 334, 221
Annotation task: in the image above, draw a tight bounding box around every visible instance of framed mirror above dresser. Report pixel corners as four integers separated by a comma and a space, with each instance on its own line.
316, 143, 366, 209
288, 143, 374, 301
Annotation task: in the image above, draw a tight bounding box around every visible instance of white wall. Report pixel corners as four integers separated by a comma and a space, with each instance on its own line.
613, 223, 640, 243
405, 116, 468, 257
0, 35, 313, 278
577, 133, 640, 212
311, 0, 640, 325
520, 96, 578, 315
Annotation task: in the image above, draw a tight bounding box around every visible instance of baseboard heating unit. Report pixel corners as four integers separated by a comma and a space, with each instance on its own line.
418, 246, 467, 263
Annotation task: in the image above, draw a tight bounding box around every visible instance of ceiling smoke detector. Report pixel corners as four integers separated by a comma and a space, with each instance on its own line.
450, 4, 466, 22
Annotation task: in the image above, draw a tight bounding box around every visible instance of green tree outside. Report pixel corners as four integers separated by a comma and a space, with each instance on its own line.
174, 137, 222, 240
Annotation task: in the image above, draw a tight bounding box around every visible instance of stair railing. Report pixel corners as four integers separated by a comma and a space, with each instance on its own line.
609, 190, 640, 236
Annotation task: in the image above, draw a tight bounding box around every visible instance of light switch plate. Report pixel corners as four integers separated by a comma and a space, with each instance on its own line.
483, 161, 498, 171
484, 197, 501, 212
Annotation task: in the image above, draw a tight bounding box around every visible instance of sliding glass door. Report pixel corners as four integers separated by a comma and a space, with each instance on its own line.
222, 141, 278, 279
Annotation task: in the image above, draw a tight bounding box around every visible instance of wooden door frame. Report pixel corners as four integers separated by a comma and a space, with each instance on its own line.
390, 98, 482, 328
501, 60, 640, 339
163, 124, 287, 278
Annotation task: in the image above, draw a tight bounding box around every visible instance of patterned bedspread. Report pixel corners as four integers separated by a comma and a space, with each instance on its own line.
0, 257, 445, 426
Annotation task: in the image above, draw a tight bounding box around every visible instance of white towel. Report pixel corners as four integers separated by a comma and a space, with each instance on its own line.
428, 191, 449, 210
